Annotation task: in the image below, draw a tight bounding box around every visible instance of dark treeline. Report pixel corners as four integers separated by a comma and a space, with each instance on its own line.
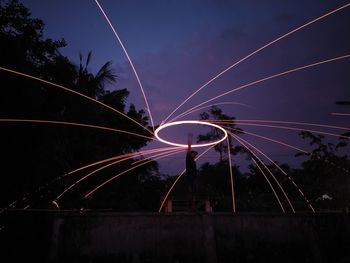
0, 0, 158, 211
0, 0, 349, 212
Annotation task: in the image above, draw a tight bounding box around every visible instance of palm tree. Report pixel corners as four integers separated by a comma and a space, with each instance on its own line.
76, 51, 117, 99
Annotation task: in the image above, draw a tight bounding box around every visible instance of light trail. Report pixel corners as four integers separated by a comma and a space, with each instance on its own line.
65, 153, 137, 176
65, 146, 180, 176
207, 122, 332, 212
251, 158, 285, 212
0, 118, 154, 140
227, 127, 309, 154
3, 3, 348, 213
155, 120, 228, 147
231, 131, 315, 213
159, 172, 185, 212
54, 147, 182, 202
230, 132, 287, 212
15, 147, 180, 209
0, 66, 154, 136
331, 112, 350, 116
231, 119, 350, 131
94, 0, 155, 131
226, 137, 236, 212
208, 119, 350, 139
158, 146, 214, 212
229, 122, 350, 139
84, 148, 187, 199
131, 148, 183, 166
230, 132, 296, 211
170, 54, 350, 123
163, 3, 350, 123
52, 200, 59, 209
232, 132, 315, 213
0, 118, 161, 208
169, 102, 252, 122
1, 121, 216, 210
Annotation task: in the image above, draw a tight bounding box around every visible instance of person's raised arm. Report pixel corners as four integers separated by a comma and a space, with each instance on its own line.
187, 133, 193, 153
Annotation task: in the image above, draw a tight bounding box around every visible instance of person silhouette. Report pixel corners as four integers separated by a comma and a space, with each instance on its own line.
186, 133, 198, 210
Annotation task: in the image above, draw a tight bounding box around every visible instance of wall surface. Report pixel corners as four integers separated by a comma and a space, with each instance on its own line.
1, 210, 350, 263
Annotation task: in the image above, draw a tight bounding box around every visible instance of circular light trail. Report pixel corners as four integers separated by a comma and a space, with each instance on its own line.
154, 120, 228, 148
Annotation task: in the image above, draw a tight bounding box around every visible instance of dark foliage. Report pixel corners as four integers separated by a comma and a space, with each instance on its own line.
0, 0, 349, 213
0, 0, 165, 211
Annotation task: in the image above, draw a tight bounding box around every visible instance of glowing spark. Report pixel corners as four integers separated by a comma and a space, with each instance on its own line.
84, 148, 186, 199
251, 158, 286, 213
94, 0, 155, 131
154, 120, 228, 148
231, 132, 297, 212
226, 137, 236, 212
8, 201, 17, 208
0, 118, 154, 140
170, 54, 350, 122
163, 3, 350, 123
227, 127, 308, 154
13, 148, 178, 208
131, 148, 183, 165
65, 146, 180, 176
0, 66, 153, 136
159, 170, 186, 212
52, 200, 59, 209
230, 131, 314, 213
230, 133, 287, 212
65, 154, 135, 176
54, 147, 182, 202
229, 122, 350, 139
331, 112, 350, 116
232, 119, 350, 131
170, 102, 253, 122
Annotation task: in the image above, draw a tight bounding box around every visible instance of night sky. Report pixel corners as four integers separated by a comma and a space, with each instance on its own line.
21, 0, 350, 174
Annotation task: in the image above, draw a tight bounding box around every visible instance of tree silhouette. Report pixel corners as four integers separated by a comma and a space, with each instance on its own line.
0, 0, 160, 210
294, 131, 350, 211
198, 105, 244, 161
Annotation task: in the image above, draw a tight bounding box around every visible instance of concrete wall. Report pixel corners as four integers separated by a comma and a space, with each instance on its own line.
2, 211, 350, 262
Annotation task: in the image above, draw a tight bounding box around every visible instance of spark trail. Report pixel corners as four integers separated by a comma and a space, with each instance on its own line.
225, 126, 316, 212
94, 0, 155, 131
231, 131, 305, 212
230, 132, 288, 212
210, 119, 350, 139
220, 121, 350, 139
228, 127, 309, 154
0, 67, 154, 136
331, 113, 350, 116
54, 147, 183, 203
251, 158, 285, 212
169, 54, 350, 123
0, 119, 165, 209
162, 3, 350, 123
65, 146, 181, 176
84, 148, 186, 199
226, 137, 236, 212
171, 102, 253, 122
231, 119, 350, 132
232, 132, 315, 212
0, 118, 154, 140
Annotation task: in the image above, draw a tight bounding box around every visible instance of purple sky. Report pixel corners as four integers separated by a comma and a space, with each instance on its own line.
22, 0, 350, 174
